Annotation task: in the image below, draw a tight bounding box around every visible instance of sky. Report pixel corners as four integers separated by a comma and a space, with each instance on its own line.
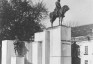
31, 0, 93, 27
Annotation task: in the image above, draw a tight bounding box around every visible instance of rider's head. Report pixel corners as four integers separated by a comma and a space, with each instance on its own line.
58, 0, 60, 2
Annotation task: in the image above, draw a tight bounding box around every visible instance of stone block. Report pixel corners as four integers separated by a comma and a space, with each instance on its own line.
11, 57, 24, 64
50, 57, 61, 64
61, 57, 71, 64
61, 42, 71, 56
61, 26, 71, 40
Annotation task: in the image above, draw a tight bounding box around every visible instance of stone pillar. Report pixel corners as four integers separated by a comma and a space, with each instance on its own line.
45, 31, 50, 64
2, 40, 7, 64
34, 31, 50, 64
48, 25, 71, 64
34, 25, 71, 64
32, 42, 38, 64
32, 41, 43, 64
61, 26, 71, 64
38, 41, 42, 64
49, 26, 62, 64
2, 40, 15, 64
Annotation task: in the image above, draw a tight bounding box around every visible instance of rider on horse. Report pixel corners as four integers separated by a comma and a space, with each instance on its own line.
50, 0, 69, 27
55, 0, 61, 16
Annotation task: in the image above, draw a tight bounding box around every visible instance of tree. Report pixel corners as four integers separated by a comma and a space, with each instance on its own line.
0, 0, 48, 41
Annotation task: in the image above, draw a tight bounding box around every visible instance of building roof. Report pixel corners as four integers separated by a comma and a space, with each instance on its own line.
71, 24, 93, 37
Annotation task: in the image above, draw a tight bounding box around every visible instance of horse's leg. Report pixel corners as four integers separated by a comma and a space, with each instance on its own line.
51, 22, 53, 27
61, 16, 64, 25
15, 49, 16, 55
50, 20, 53, 27
61, 17, 63, 25
14, 46, 17, 55
59, 16, 60, 25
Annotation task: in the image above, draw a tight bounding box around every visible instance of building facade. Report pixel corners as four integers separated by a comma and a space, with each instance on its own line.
77, 40, 93, 64
72, 24, 93, 64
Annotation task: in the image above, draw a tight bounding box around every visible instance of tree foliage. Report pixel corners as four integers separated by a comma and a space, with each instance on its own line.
0, 0, 48, 41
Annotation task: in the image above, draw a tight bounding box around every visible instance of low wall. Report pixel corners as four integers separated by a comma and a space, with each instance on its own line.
2, 40, 32, 64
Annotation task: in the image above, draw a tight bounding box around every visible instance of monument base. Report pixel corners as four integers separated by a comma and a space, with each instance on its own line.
35, 25, 71, 64
11, 57, 25, 64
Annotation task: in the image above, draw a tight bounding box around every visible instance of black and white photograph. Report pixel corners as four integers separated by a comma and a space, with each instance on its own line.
0, 0, 93, 64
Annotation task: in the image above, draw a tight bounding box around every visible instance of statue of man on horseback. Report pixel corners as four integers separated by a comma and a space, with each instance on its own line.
49, 0, 69, 27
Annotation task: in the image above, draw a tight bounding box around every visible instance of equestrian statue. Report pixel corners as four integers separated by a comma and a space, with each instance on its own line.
49, 0, 69, 27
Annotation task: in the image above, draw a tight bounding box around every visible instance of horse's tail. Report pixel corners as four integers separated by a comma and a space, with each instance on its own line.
51, 21, 53, 27
50, 14, 53, 27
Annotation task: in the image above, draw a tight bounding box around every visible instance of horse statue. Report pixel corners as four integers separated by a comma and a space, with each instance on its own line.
49, 5, 69, 27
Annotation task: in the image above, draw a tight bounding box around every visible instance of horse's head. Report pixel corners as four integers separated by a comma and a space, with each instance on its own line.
61, 5, 69, 15
62, 5, 69, 13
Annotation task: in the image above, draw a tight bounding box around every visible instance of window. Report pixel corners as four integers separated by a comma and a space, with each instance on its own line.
85, 60, 88, 64
84, 46, 88, 55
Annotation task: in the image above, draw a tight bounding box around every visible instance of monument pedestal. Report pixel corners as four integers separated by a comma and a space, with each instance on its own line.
35, 25, 71, 64
11, 57, 25, 64
1, 25, 71, 64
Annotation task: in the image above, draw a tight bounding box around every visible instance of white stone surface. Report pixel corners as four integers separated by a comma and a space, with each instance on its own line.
35, 32, 45, 41
49, 26, 61, 56
11, 57, 16, 64
34, 26, 71, 64
45, 31, 50, 64
2, 40, 7, 64
61, 42, 71, 56
11, 57, 24, 64
61, 26, 71, 40
48, 26, 71, 64
34, 31, 50, 64
61, 57, 71, 64
38, 42, 42, 64
2, 40, 18, 64
50, 57, 61, 64
32, 42, 38, 64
